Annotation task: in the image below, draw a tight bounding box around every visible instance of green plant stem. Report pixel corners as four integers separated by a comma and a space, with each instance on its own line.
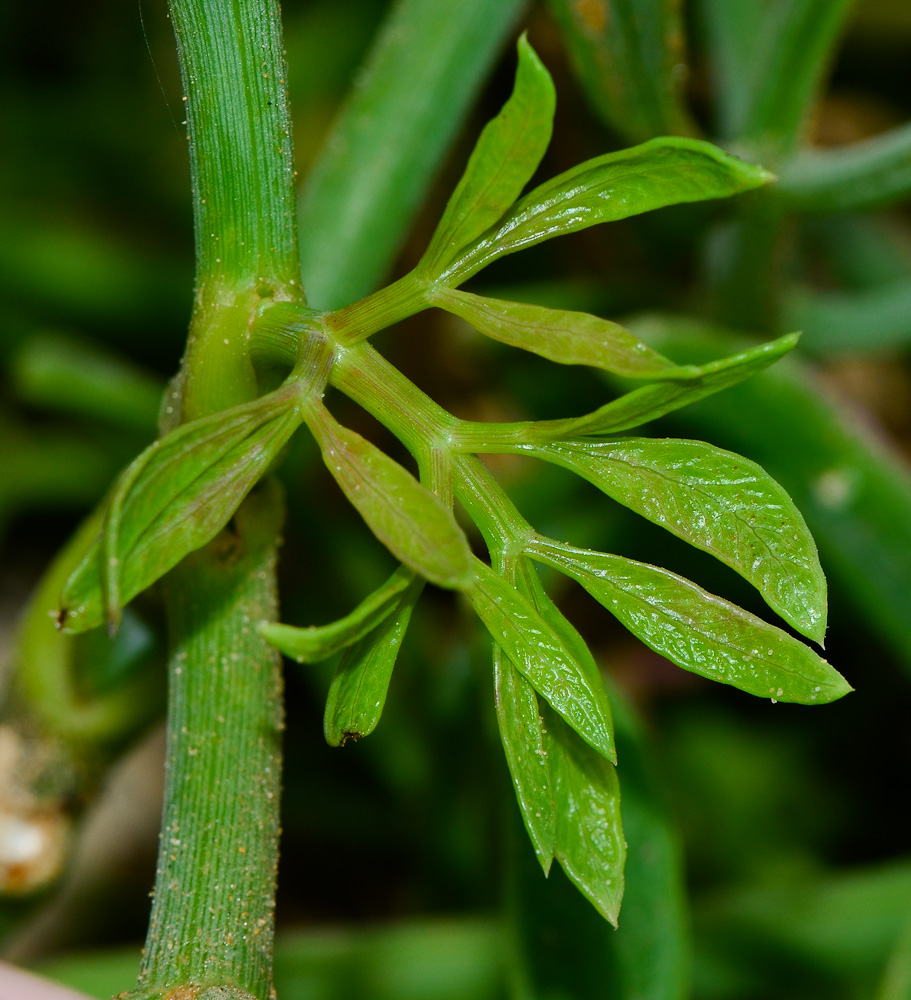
135, 487, 284, 1000
136, 0, 303, 996
330, 342, 531, 554
331, 341, 457, 455
168, 0, 305, 424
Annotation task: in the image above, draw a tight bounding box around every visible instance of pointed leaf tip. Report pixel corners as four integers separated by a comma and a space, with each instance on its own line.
530, 539, 847, 706
306, 404, 474, 590
443, 137, 778, 284
532, 437, 827, 642
420, 32, 555, 279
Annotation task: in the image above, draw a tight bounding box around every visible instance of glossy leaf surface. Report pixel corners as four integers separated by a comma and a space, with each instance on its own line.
467, 558, 615, 762
323, 574, 424, 746
307, 405, 474, 590
60, 386, 304, 633
441, 137, 772, 284
533, 436, 827, 641
547, 0, 693, 143
530, 538, 851, 704
545, 706, 626, 926
494, 556, 620, 876
420, 34, 555, 278
433, 287, 677, 377
509, 680, 687, 997
494, 647, 555, 872
260, 567, 414, 663
497, 558, 626, 925
631, 313, 911, 669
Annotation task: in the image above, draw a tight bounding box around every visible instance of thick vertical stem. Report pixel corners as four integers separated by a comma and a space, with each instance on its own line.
168, 0, 305, 425
135, 485, 285, 1000
134, 1, 303, 996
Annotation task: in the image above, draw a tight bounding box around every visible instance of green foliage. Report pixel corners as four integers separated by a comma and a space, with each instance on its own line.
528, 538, 847, 704
5, 0, 911, 998
429, 136, 773, 285
432, 288, 678, 376
59, 384, 306, 633
419, 33, 555, 279
529, 437, 827, 640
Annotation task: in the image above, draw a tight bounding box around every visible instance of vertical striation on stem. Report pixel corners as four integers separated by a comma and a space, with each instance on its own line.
135, 486, 285, 1000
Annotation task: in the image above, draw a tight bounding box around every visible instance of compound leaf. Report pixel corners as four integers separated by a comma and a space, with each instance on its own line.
531, 538, 851, 704
420, 34, 555, 278
533, 437, 827, 642
261, 566, 414, 663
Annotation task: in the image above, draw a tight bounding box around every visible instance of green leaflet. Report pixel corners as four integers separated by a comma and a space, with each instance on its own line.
530, 538, 851, 704
493, 647, 555, 873
453, 332, 798, 450
419, 34, 555, 279
432, 287, 677, 377
305, 403, 474, 590
630, 313, 911, 670
492, 556, 625, 922
547, 0, 694, 144
260, 566, 415, 663
533, 436, 827, 642
508, 678, 686, 996
467, 557, 615, 762
16, 508, 161, 744
59, 385, 305, 634
323, 574, 424, 747
545, 705, 626, 927
497, 556, 624, 890
439, 137, 773, 285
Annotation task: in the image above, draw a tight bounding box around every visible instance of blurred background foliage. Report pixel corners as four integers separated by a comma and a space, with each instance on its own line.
1, 0, 910, 998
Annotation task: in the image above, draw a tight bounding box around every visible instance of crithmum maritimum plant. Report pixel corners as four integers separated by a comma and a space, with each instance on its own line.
38, 2, 849, 997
